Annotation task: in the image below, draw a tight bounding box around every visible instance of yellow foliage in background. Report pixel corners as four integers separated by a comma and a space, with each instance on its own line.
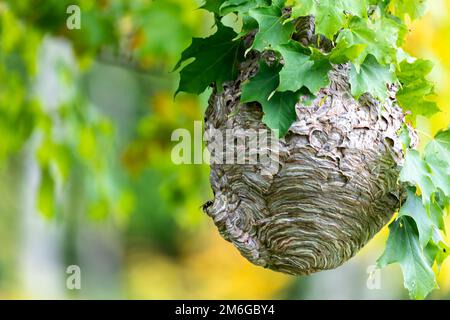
126, 229, 291, 299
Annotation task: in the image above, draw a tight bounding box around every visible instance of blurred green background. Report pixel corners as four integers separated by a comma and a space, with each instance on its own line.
0, 0, 449, 299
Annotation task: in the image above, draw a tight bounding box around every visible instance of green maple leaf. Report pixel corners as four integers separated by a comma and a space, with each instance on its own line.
429, 200, 446, 232
425, 240, 450, 272
424, 128, 450, 197
397, 59, 433, 83
241, 60, 298, 137
276, 41, 332, 94
400, 149, 435, 204
373, 13, 408, 47
291, 0, 368, 39
220, 0, 270, 15
390, 0, 428, 20
400, 127, 450, 204
201, 0, 226, 14
392, 130, 450, 299
335, 16, 398, 69
329, 38, 367, 64
399, 123, 412, 153
248, 4, 294, 52
396, 91, 439, 119
237, 15, 259, 38
398, 188, 433, 248
174, 23, 244, 95
261, 91, 300, 137
436, 243, 450, 269
397, 89, 439, 119
349, 54, 395, 100
377, 216, 437, 300
396, 59, 440, 118
241, 60, 282, 102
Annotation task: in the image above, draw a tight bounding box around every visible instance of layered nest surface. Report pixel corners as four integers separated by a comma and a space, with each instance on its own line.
202, 46, 416, 275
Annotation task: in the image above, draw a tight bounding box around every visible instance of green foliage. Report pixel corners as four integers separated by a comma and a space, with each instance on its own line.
132, 0, 199, 64
174, 23, 244, 95
424, 129, 450, 197
400, 150, 435, 203
177, 0, 437, 133
248, 3, 294, 53
378, 215, 437, 300
398, 188, 434, 248
291, 0, 368, 39
201, 0, 226, 15
0, 9, 41, 159
37, 167, 56, 219
220, 0, 271, 15
240, 59, 300, 136
260, 90, 300, 137
1, 0, 210, 235
328, 39, 366, 64
396, 59, 440, 119
349, 54, 394, 100
276, 41, 332, 94
174, 0, 449, 299
335, 16, 400, 68
389, 0, 428, 21
378, 127, 450, 299
241, 60, 281, 104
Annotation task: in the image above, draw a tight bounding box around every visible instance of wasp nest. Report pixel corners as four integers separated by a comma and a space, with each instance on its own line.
202, 44, 414, 275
